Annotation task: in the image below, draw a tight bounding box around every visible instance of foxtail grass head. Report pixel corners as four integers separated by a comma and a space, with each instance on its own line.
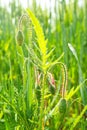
16, 13, 32, 46
16, 30, 24, 46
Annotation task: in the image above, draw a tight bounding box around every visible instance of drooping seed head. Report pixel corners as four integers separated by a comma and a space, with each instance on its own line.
48, 73, 55, 86
58, 98, 67, 114
48, 72, 56, 94
16, 30, 24, 46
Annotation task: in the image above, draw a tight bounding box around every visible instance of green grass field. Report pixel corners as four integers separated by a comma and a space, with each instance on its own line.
0, 0, 87, 129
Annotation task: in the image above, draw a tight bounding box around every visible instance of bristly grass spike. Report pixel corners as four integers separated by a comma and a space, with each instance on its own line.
16, 30, 24, 46
58, 98, 67, 114
16, 13, 32, 46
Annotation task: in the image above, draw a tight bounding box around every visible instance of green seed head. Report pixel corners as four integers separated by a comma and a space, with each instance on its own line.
58, 98, 66, 114
16, 30, 24, 46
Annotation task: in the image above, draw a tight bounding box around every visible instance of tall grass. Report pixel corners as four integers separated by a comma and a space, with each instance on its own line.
0, 0, 87, 129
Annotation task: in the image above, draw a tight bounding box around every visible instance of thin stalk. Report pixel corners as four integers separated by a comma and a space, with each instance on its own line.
61, 0, 68, 66
39, 73, 46, 130
26, 34, 32, 117
27, 18, 33, 117
26, 56, 31, 115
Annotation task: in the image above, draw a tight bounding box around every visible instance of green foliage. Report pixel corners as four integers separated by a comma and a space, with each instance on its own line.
0, 0, 87, 130
70, 105, 87, 130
